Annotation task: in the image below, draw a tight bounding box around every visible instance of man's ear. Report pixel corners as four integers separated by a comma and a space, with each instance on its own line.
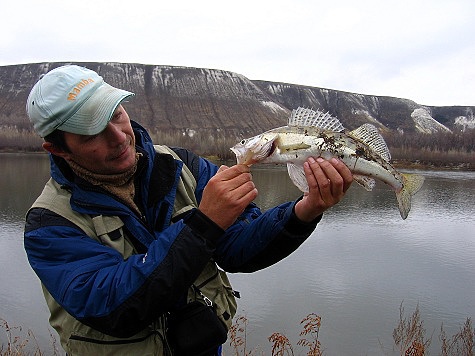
42, 142, 70, 159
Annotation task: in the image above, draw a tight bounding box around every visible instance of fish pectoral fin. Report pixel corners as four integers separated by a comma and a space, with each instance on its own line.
287, 163, 309, 193
353, 174, 376, 191
280, 142, 311, 152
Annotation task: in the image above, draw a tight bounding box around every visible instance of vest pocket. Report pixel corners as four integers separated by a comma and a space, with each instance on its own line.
191, 263, 239, 330
212, 269, 238, 327
91, 215, 134, 258
67, 329, 162, 356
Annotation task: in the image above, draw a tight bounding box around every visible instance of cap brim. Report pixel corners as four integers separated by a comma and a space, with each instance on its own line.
58, 83, 134, 136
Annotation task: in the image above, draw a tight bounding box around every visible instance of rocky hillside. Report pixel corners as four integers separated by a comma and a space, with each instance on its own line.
1, 62, 474, 138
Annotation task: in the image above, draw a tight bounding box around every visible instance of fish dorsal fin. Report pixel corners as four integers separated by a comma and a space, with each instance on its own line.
348, 124, 391, 162
289, 107, 345, 132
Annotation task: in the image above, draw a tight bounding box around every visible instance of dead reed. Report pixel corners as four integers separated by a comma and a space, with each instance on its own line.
1, 304, 473, 355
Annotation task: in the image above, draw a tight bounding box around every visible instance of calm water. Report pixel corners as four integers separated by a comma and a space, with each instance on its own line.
0, 153, 474, 355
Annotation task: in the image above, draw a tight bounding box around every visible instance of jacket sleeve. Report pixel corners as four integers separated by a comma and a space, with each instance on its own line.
24, 207, 222, 338
193, 156, 322, 273
213, 200, 321, 272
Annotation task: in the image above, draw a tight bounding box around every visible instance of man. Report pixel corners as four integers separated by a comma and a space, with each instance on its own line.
24, 65, 353, 355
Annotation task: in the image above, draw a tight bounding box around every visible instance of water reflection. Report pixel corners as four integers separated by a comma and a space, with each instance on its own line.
230, 166, 475, 355
250, 165, 302, 210
1, 155, 474, 355
0, 153, 50, 220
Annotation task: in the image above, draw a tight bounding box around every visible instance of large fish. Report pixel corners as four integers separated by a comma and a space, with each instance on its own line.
230, 107, 424, 219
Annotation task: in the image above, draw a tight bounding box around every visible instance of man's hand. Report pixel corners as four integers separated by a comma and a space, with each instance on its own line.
199, 164, 258, 230
294, 157, 353, 222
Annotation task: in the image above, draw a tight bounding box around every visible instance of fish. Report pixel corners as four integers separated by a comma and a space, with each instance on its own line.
230, 107, 425, 219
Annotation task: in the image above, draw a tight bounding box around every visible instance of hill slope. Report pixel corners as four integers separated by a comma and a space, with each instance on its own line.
1, 62, 474, 138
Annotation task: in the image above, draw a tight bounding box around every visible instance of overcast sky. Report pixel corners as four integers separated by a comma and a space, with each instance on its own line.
2, 0, 474, 106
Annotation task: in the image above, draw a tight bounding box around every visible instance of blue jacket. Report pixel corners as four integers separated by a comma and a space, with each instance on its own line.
24, 121, 320, 340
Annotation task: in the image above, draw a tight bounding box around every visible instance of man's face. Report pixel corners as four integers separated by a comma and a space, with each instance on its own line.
60, 105, 137, 175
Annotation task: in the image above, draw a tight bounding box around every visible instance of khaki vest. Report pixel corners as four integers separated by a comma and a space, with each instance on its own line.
31, 145, 237, 355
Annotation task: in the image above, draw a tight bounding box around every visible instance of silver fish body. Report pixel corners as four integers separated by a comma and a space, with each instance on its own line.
231, 107, 425, 219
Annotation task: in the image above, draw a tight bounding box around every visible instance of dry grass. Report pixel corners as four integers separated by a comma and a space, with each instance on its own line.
392, 302, 431, 356
226, 303, 473, 356
0, 319, 59, 356
1, 304, 473, 355
297, 313, 322, 356
440, 318, 474, 356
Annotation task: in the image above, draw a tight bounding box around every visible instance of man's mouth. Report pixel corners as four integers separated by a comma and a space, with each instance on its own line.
109, 137, 132, 161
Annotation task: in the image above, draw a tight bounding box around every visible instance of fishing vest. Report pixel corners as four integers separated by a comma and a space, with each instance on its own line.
30, 145, 237, 355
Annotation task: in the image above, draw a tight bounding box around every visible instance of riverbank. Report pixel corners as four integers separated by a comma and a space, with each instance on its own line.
392, 159, 474, 171
1, 151, 473, 172
2, 307, 474, 356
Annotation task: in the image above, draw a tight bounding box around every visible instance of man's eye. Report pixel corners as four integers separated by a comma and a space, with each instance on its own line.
112, 112, 122, 121
85, 134, 98, 142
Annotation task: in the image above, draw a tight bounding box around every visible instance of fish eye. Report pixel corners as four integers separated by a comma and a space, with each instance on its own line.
240, 139, 246, 144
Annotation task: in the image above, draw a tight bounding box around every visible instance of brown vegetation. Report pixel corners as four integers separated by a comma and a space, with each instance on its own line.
2, 126, 474, 169
1, 303, 474, 355
0, 318, 59, 356
226, 303, 474, 355
228, 304, 473, 355
440, 318, 475, 356
384, 129, 475, 169
393, 303, 431, 356
0, 127, 43, 152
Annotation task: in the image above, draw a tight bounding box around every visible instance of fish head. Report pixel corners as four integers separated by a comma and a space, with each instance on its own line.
231, 133, 279, 165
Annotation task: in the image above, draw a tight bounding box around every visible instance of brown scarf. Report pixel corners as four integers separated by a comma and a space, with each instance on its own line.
68, 153, 142, 216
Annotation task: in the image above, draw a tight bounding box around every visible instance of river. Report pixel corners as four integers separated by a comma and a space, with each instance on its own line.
0, 153, 474, 355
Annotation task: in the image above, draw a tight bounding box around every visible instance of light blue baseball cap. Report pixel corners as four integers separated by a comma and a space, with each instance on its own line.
26, 65, 134, 138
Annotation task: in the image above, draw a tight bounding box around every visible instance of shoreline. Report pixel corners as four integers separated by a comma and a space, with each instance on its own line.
1, 151, 473, 172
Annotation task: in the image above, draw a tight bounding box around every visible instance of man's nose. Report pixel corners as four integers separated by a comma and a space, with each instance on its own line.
104, 122, 126, 143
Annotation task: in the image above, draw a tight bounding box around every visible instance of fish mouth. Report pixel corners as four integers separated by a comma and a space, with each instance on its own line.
230, 147, 252, 165
231, 134, 277, 165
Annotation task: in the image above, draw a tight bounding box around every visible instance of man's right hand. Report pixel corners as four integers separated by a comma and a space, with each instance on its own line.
199, 164, 258, 230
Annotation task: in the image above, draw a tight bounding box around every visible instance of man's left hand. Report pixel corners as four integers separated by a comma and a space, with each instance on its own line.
294, 157, 353, 222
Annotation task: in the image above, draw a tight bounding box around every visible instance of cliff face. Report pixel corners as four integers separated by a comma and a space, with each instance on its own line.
1, 62, 474, 137
253, 81, 475, 133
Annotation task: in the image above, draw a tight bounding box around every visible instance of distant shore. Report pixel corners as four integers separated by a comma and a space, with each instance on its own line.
392, 160, 474, 171
1, 150, 472, 172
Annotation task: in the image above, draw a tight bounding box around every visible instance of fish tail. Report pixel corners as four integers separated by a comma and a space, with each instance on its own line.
395, 173, 425, 219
